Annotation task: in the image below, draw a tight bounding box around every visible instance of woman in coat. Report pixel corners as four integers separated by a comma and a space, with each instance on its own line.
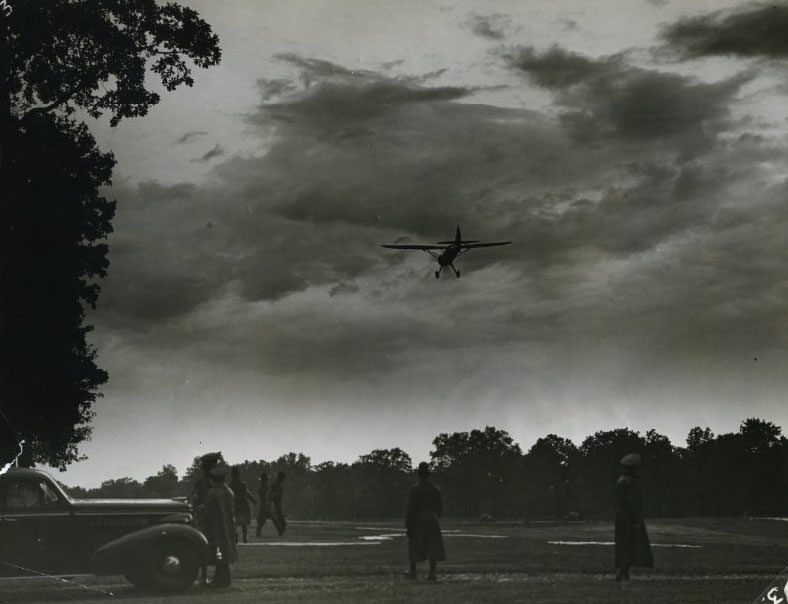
405, 462, 445, 581
615, 453, 653, 581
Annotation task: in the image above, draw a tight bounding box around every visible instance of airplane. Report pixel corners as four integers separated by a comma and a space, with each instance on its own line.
382, 226, 511, 279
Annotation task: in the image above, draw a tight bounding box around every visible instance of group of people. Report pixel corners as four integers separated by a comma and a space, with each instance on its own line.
226, 466, 287, 543
190, 453, 287, 588
189, 451, 653, 588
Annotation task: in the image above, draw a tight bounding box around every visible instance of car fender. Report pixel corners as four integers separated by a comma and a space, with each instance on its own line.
91, 523, 208, 575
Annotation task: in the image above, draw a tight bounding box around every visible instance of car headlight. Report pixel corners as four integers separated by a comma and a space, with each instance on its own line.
161, 512, 192, 524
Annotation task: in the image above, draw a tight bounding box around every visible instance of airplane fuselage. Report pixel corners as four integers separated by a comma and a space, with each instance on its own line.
438, 245, 460, 266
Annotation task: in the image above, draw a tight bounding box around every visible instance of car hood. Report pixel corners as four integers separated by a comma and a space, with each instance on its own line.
69, 498, 189, 512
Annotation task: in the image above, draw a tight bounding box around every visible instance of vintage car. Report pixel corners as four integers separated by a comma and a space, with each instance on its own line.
0, 467, 208, 592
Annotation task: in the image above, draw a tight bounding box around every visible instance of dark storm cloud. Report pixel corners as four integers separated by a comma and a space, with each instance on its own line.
466, 14, 511, 40
256, 78, 297, 102
239, 55, 595, 239
231, 51, 763, 283
99, 170, 391, 328
195, 143, 225, 162
381, 60, 405, 71
662, 4, 788, 59
100, 59, 578, 330
504, 45, 610, 89
253, 59, 471, 138
97, 181, 229, 325
98, 49, 788, 385
175, 130, 208, 144
274, 53, 361, 80
503, 45, 749, 145
329, 281, 359, 297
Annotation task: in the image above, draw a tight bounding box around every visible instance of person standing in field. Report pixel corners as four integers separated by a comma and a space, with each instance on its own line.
203, 464, 237, 588
405, 462, 445, 581
191, 452, 221, 585
255, 473, 270, 537
614, 453, 653, 581
270, 471, 287, 536
229, 466, 256, 543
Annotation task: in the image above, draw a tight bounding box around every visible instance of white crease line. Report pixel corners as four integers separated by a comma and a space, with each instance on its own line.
358, 533, 507, 541
548, 541, 701, 548
445, 534, 508, 539
0, 439, 25, 476
239, 541, 380, 547
359, 534, 403, 541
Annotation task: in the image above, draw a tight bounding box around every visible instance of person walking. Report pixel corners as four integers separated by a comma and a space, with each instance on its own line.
405, 462, 445, 581
228, 466, 256, 543
255, 473, 270, 537
270, 471, 287, 536
614, 453, 654, 581
203, 464, 237, 588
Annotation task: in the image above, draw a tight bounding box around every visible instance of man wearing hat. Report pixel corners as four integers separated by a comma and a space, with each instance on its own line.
203, 464, 237, 587
615, 453, 653, 581
191, 452, 221, 585
270, 471, 287, 536
405, 462, 446, 581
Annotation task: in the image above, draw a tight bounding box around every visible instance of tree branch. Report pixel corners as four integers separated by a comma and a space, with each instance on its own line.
19, 75, 92, 122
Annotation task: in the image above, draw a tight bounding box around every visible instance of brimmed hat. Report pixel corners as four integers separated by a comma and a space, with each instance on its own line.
417, 462, 430, 477
199, 452, 222, 469
620, 453, 641, 467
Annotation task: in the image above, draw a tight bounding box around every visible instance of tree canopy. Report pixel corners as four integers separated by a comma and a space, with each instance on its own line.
0, 1, 221, 468
4, 0, 221, 127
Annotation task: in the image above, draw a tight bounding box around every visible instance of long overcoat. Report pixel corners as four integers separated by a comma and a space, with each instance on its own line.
191, 477, 211, 530
229, 478, 253, 525
257, 481, 270, 521
203, 483, 238, 564
270, 480, 286, 534
406, 480, 446, 562
614, 474, 653, 568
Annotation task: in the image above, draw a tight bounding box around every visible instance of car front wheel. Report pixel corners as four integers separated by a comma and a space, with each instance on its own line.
134, 540, 199, 592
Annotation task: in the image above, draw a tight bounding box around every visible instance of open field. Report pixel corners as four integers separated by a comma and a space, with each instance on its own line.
1, 517, 786, 603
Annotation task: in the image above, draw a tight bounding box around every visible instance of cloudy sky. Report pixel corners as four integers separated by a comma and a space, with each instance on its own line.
51, 1, 788, 487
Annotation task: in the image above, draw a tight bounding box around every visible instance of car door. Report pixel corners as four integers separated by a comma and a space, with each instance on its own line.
0, 475, 77, 575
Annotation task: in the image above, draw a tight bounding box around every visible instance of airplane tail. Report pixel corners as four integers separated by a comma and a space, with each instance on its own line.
437, 226, 479, 245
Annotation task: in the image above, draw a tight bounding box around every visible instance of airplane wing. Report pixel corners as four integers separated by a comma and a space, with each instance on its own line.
381, 244, 448, 250
460, 241, 512, 249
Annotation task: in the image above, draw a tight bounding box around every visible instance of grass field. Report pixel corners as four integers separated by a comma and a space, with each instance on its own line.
1, 517, 786, 603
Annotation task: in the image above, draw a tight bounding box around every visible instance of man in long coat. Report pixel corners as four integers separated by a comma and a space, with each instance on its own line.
405, 462, 445, 581
615, 453, 653, 581
229, 466, 256, 543
255, 473, 270, 537
191, 452, 221, 585
203, 465, 237, 588
270, 471, 287, 536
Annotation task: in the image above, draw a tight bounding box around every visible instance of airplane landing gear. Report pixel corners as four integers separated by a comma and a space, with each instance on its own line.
435, 271, 440, 279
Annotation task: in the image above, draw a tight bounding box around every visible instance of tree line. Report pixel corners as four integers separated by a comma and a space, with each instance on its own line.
64, 418, 788, 520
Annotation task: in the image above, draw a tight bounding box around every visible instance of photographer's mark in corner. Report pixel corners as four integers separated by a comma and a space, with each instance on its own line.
0, 0, 11, 17
753, 567, 788, 604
